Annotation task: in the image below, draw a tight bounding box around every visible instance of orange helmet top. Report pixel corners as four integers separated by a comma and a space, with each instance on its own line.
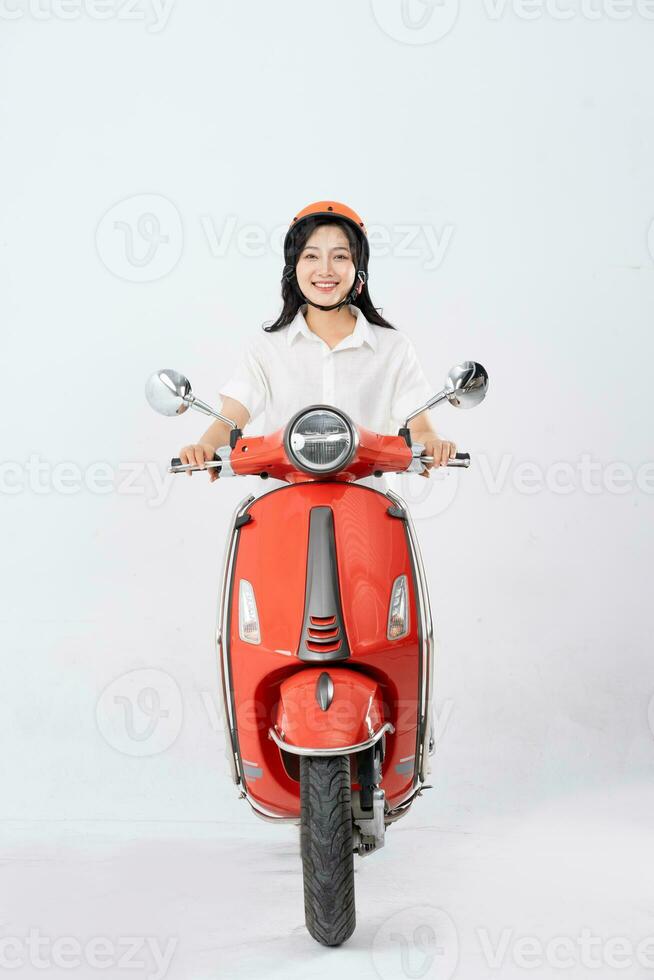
290, 200, 367, 236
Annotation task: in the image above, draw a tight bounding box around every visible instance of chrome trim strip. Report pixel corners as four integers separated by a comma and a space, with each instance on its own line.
214, 444, 235, 478
384, 785, 424, 824
407, 441, 427, 474
215, 493, 255, 786
244, 798, 300, 825
386, 488, 435, 783
268, 722, 395, 757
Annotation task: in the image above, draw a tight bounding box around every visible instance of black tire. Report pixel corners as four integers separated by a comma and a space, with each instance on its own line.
300, 755, 356, 946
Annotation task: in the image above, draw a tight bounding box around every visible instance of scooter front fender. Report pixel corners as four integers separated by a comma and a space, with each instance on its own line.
269, 667, 393, 756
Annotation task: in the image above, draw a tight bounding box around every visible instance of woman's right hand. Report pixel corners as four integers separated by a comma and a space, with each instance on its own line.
179, 443, 220, 481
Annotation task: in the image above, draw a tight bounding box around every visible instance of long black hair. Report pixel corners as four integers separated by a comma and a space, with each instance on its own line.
263, 217, 396, 332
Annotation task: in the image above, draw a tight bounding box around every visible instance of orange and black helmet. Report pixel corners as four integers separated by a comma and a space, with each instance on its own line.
282, 200, 370, 312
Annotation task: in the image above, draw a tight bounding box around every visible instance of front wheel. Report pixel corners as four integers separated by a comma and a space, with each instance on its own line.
300, 755, 356, 946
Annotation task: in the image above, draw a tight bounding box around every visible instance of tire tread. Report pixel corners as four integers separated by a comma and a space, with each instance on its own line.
300, 755, 356, 946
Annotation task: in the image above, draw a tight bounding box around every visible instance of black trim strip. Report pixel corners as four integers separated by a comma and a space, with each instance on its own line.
298, 507, 350, 663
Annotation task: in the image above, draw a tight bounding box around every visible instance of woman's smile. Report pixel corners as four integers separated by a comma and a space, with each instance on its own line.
312, 280, 339, 294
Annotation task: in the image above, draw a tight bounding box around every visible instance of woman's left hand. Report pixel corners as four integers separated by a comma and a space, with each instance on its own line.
417, 435, 457, 477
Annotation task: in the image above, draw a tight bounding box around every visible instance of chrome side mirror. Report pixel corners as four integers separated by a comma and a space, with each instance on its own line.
444, 361, 489, 409
145, 368, 192, 416
405, 360, 488, 425
145, 368, 238, 428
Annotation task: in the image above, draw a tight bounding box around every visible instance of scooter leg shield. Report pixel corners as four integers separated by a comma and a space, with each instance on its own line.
271, 667, 386, 753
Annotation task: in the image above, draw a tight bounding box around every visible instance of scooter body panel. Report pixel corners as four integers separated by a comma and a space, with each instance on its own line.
274, 667, 385, 749
223, 481, 425, 819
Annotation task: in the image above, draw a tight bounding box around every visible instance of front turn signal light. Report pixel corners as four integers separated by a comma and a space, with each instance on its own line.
239, 579, 261, 644
387, 574, 410, 640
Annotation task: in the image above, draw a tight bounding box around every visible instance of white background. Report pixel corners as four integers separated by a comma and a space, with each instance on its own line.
1, 1, 653, 978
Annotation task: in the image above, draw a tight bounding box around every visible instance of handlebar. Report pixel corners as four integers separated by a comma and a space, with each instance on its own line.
167, 450, 471, 475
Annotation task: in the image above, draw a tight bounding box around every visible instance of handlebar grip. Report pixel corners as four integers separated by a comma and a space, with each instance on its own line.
447, 452, 470, 468
169, 452, 222, 473
419, 451, 471, 468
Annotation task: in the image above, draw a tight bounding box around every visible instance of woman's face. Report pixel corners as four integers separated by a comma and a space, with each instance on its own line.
295, 223, 356, 307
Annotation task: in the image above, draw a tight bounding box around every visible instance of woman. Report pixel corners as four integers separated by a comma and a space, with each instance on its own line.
179, 200, 456, 484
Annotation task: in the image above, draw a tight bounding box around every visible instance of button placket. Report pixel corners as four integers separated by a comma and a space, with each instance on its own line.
322, 351, 335, 404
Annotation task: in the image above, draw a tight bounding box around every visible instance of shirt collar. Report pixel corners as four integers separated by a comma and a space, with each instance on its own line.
286, 304, 377, 352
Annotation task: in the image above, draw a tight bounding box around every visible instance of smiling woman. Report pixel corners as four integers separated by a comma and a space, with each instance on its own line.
179, 200, 458, 479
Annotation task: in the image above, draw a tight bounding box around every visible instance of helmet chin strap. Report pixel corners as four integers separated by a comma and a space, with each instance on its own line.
282, 268, 368, 313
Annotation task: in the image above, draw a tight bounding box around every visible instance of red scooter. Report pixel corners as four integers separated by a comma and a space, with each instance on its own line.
146, 360, 488, 946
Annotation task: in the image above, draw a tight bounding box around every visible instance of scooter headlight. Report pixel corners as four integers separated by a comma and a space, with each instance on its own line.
284, 406, 357, 475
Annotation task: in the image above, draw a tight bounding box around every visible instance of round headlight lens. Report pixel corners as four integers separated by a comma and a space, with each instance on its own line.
287, 408, 355, 473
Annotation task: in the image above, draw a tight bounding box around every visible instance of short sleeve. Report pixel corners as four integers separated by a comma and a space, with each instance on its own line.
390, 337, 435, 427
218, 339, 267, 423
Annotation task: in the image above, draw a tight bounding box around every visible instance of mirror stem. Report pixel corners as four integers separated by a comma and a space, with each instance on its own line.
404, 388, 452, 427
183, 393, 238, 429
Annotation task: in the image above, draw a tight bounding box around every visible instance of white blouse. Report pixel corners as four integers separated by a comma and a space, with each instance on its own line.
218, 304, 435, 494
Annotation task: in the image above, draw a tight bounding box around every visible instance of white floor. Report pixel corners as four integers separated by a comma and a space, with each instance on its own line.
2, 784, 652, 980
